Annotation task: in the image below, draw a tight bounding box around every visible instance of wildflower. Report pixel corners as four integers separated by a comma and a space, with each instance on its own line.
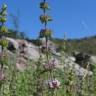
43, 58, 58, 70
47, 79, 60, 89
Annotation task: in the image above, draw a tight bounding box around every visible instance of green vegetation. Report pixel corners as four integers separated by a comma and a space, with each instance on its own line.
52, 36, 96, 55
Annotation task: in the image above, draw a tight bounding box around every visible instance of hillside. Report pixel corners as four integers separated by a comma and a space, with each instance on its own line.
52, 36, 96, 55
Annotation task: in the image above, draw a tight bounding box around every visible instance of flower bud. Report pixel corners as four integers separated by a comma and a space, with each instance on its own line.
0, 39, 8, 48
0, 10, 7, 16
40, 2, 49, 10
0, 26, 8, 33
43, 58, 58, 71
2, 4, 7, 10
40, 15, 52, 23
0, 18, 7, 23
39, 29, 52, 38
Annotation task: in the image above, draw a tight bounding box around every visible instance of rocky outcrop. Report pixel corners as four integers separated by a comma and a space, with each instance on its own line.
90, 56, 96, 65
73, 52, 90, 64
6, 37, 19, 51
6, 38, 40, 61
23, 43, 40, 61
5, 38, 94, 76
53, 55, 92, 76
63, 55, 92, 76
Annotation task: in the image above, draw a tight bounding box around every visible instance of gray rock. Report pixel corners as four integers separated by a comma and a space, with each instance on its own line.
63, 56, 93, 76
90, 56, 96, 64
24, 43, 40, 61
6, 37, 19, 50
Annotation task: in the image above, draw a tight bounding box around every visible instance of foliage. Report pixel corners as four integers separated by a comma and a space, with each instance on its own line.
51, 37, 96, 55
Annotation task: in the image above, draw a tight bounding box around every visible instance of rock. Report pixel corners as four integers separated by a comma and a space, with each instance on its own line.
16, 57, 27, 72
53, 55, 92, 76
40, 37, 60, 56
6, 37, 19, 51
90, 56, 96, 64
73, 52, 90, 68
5, 37, 93, 76
0, 45, 2, 53
17, 40, 28, 54
17, 39, 40, 61
63, 56, 93, 76
16, 39, 27, 48
68, 56, 76, 62
7, 42, 16, 52
24, 43, 40, 61
51, 49, 61, 56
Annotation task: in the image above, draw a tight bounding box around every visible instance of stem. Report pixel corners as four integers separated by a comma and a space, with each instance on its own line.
43, 0, 49, 63
45, 36, 49, 62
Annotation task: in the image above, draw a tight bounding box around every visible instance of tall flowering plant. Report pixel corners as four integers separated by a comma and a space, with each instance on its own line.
0, 4, 8, 82
33, 0, 61, 95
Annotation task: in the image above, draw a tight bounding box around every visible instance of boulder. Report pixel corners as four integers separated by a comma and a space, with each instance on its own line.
6, 37, 19, 51
63, 55, 93, 76
90, 56, 96, 64
16, 57, 27, 72
16, 39, 40, 61
73, 52, 90, 68
23, 43, 40, 61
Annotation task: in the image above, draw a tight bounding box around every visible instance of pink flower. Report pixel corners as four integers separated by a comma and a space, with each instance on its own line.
43, 58, 58, 70
47, 79, 60, 89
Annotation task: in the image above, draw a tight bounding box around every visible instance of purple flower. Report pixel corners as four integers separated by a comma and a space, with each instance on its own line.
47, 79, 60, 89
43, 58, 58, 70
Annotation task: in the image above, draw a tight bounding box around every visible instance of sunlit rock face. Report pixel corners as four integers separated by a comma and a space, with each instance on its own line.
23, 42, 40, 61
63, 55, 93, 76
6, 37, 19, 51
90, 56, 96, 64
17, 39, 40, 61
6, 38, 40, 61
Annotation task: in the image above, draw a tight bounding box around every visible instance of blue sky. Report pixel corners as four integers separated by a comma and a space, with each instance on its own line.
0, 0, 96, 39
